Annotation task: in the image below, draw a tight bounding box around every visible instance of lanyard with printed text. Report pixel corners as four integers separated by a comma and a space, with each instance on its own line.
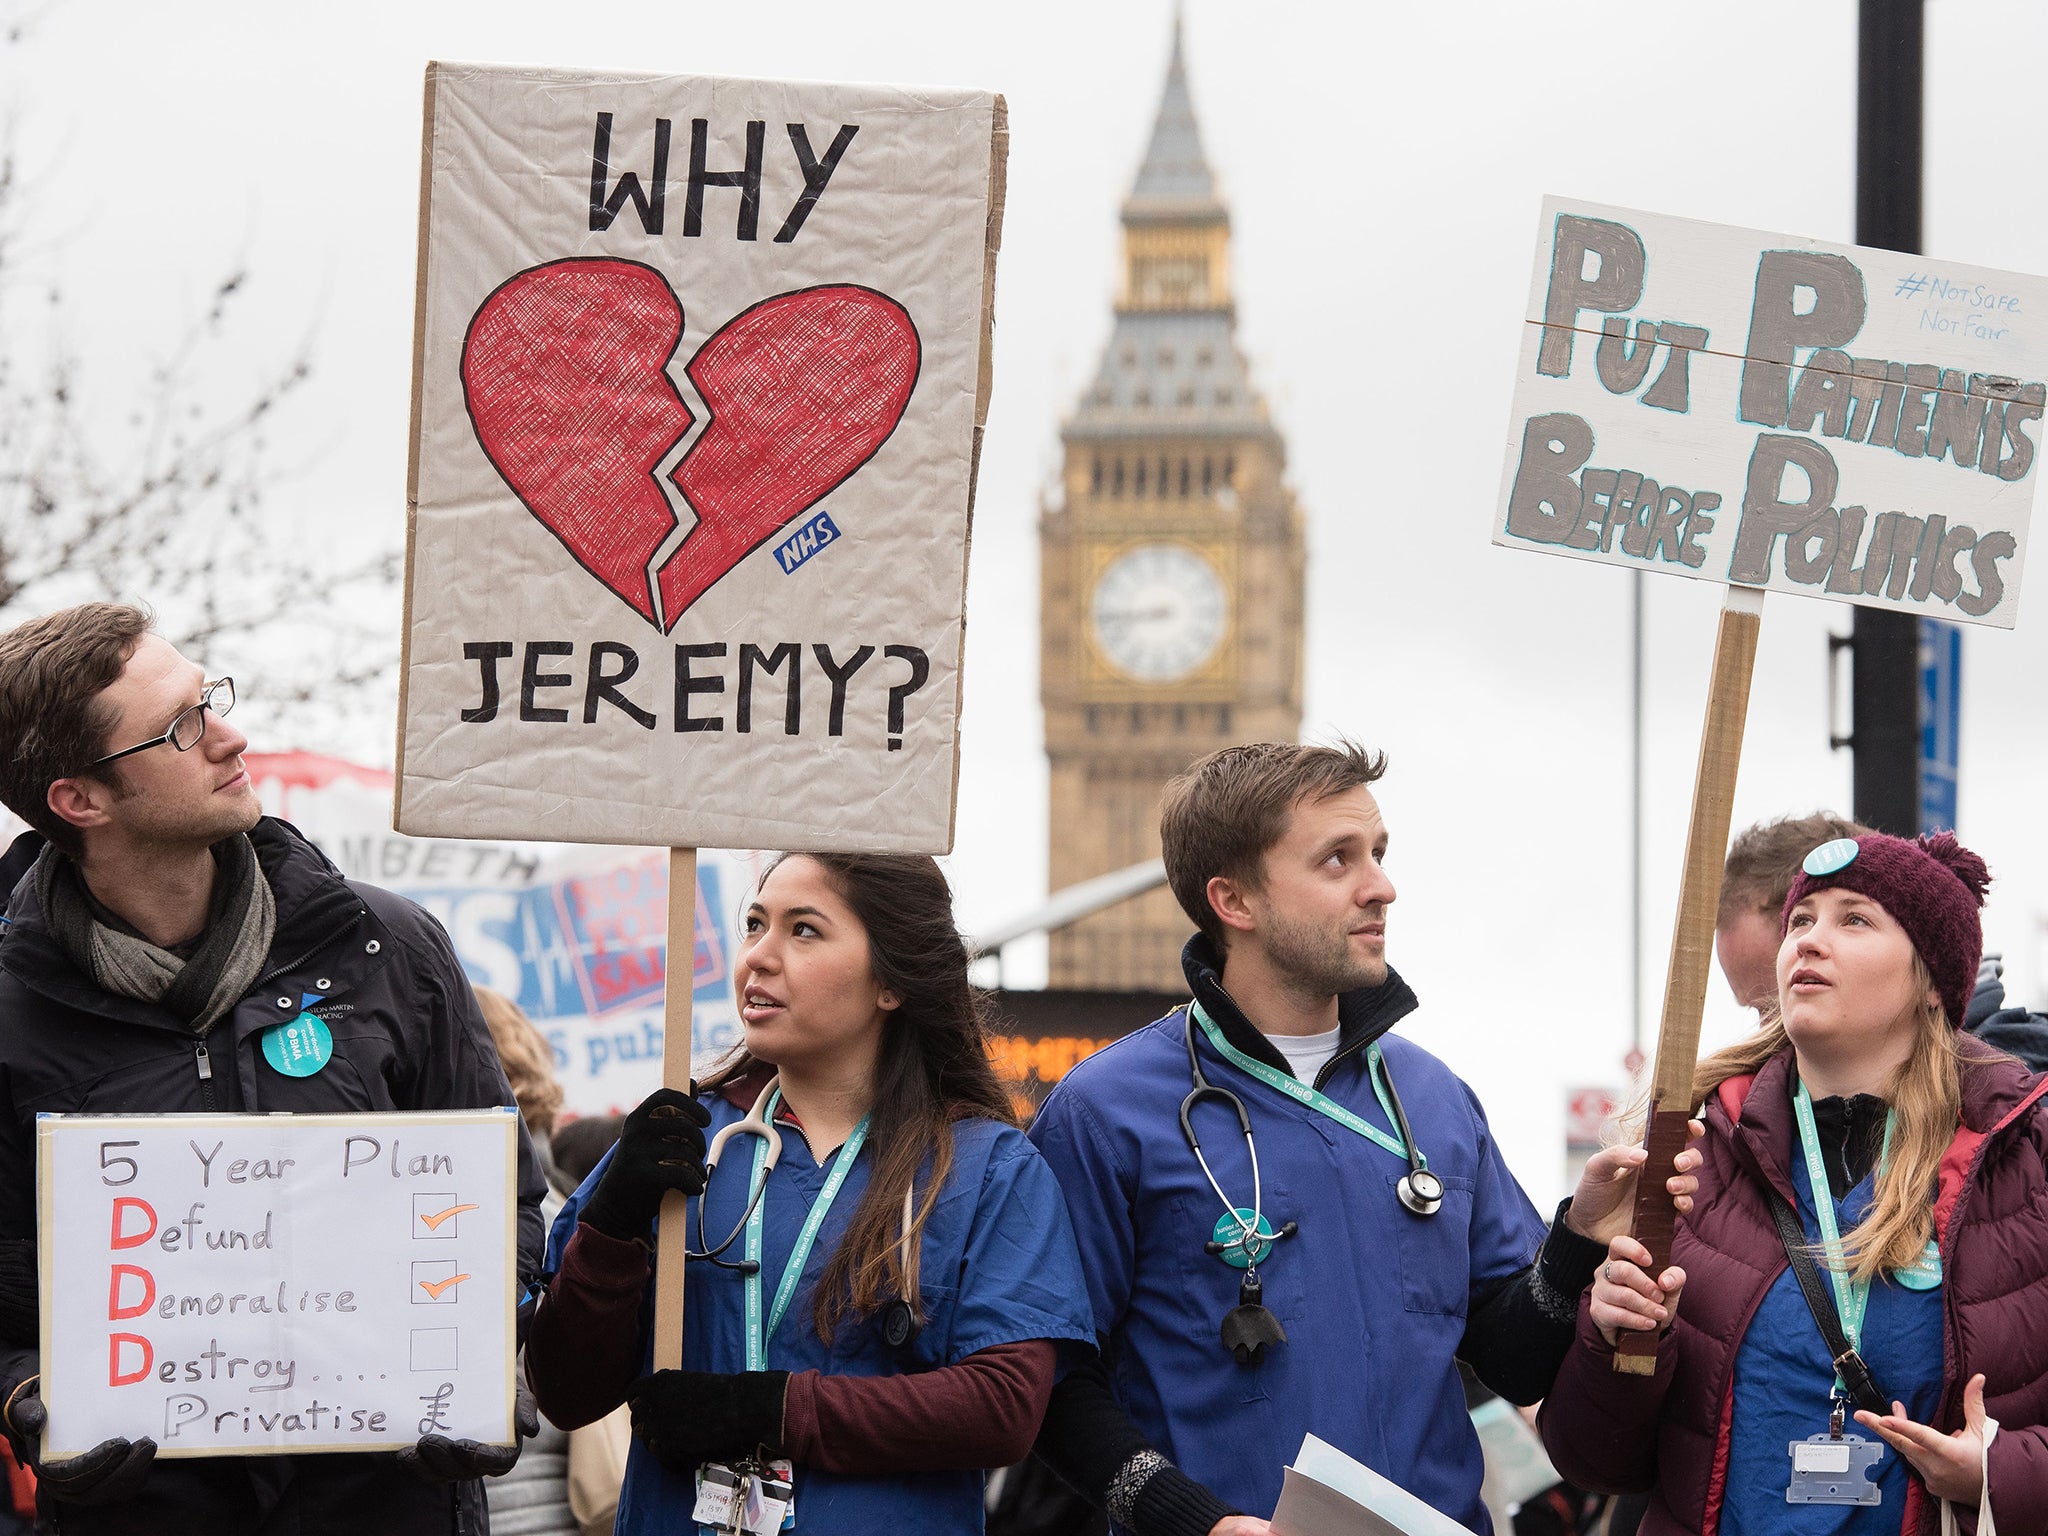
1791, 1080, 1895, 1396
1191, 1001, 1422, 1166
741, 1091, 872, 1373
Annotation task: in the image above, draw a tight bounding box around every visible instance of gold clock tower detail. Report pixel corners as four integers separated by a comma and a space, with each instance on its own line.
1042, 20, 1305, 991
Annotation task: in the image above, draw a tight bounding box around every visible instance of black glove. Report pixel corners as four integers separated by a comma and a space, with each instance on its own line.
6, 1380, 156, 1506
396, 1379, 540, 1484
581, 1086, 711, 1242
627, 1369, 789, 1474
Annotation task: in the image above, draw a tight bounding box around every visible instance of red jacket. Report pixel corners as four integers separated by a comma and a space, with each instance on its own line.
1539, 1034, 2048, 1536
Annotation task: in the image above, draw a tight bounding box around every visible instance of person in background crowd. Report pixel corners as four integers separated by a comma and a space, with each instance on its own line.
1542, 831, 2048, 1534
480, 987, 626, 1536
550, 1115, 625, 1198
1719, 812, 2048, 1071
527, 852, 1097, 1534
0, 602, 547, 1534
1028, 743, 1700, 1535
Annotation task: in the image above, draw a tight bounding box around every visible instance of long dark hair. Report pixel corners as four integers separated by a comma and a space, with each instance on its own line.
700, 852, 1017, 1340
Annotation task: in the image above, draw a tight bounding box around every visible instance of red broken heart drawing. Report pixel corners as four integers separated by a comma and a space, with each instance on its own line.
461, 258, 921, 631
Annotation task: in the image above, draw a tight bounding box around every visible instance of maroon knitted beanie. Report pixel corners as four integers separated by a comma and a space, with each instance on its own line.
1780, 831, 1992, 1027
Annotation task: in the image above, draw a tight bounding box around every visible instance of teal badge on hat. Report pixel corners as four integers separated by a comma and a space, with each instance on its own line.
1803, 838, 1861, 877
262, 993, 333, 1078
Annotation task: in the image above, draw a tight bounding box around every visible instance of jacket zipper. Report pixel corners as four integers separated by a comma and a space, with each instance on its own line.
194, 1041, 218, 1113
253, 906, 365, 990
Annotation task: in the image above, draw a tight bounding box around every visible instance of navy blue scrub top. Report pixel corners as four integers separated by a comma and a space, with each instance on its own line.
1029, 1007, 1549, 1531
545, 1094, 1096, 1535
1720, 1153, 1945, 1535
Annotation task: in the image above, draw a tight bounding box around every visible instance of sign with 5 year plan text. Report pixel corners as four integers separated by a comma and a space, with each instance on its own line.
37, 1111, 517, 1458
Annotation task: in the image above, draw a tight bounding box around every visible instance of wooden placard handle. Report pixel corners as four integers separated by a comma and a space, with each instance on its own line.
1614, 586, 1763, 1375
651, 847, 698, 1373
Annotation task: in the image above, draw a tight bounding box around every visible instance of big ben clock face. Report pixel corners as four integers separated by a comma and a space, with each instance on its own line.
1088, 543, 1229, 683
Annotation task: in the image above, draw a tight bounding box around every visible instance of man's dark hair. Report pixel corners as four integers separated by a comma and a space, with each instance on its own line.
1719, 811, 1871, 924
1160, 740, 1388, 950
0, 603, 153, 858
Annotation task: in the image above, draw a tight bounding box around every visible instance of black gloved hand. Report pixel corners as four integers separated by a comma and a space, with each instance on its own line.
626, 1369, 789, 1475
396, 1379, 540, 1484
7, 1380, 156, 1505
581, 1086, 711, 1242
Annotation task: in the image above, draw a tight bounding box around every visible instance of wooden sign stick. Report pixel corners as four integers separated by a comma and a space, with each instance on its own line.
1614, 584, 1763, 1375
651, 846, 698, 1372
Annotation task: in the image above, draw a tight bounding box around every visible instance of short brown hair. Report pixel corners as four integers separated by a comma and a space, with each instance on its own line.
0, 603, 154, 857
1160, 741, 1388, 949
1719, 811, 1871, 924
475, 987, 565, 1136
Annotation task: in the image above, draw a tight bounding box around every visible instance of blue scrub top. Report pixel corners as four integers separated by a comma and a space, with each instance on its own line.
545, 1094, 1097, 1536
1028, 1007, 1549, 1531
1721, 1153, 1944, 1535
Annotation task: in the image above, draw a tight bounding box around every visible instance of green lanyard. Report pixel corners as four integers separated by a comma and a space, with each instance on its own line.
1790, 1080, 1895, 1396
741, 1091, 871, 1372
1190, 1001, 1422, 1167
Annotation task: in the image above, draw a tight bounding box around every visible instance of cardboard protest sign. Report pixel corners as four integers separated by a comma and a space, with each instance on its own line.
248, 753, 764, 1111
1498, 196, 2048, 627
399, 63, 1007, 851
39, 1111, 516, 1458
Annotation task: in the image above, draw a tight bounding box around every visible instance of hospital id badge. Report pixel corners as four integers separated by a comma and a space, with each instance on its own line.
693, 1463, 743, 1531
1785, 1433, 1883, 1505
742, 1460, 796, 1533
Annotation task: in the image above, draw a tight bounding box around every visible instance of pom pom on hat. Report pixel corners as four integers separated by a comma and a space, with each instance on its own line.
1782, 831, 1992, 1028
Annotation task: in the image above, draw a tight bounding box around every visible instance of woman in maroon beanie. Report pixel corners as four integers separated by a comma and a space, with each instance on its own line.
1539, 831, 2048, 1536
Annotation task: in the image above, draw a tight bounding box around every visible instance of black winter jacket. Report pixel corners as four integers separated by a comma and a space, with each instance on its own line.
0, 818, 547, 1535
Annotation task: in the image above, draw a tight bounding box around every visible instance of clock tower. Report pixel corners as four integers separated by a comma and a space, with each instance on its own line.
1041, 19, 1305, 991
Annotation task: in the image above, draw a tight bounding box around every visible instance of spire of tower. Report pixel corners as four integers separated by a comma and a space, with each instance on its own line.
1125, 8, 1222, 218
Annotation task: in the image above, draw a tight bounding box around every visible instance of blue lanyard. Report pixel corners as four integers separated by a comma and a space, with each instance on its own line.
1790, 1080, 1895, 1395
741, 1091, 871, 1372
1190, 1001, 1422, 1166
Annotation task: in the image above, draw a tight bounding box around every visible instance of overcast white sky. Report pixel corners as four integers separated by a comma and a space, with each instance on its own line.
8, 0, 2048, 1202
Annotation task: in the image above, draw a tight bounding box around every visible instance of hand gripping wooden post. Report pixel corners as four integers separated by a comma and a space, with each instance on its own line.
1614, 585, 1764, 1375
651, 847, 698, 1373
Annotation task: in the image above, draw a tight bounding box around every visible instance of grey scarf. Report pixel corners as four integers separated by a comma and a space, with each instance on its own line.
34, 834, 277, 1035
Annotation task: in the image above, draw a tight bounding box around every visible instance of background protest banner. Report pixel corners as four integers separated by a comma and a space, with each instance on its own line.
247, 753, 764, 1116
39, 1111, 516, 1458
398, 63, 1007, 851
1497, 197, 2048, 627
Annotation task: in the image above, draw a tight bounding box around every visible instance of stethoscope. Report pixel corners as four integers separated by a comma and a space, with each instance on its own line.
683, 1076, 925, 1348
1179, 1007, 1440, 1365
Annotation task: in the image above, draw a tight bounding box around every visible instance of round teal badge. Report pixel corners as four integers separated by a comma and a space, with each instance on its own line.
1896, 1237, 1943, 1291
1211, 1208, 1277, 1269
262, 1013, 334, 1078
1803, 838, 1861, 877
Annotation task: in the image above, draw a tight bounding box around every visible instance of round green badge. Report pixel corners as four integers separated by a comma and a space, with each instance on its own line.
1803, 838, 1861, 877
1211, 1208, 1277, 1269
1895, 1237, 1943, 1291
262, 1013, 334, 1078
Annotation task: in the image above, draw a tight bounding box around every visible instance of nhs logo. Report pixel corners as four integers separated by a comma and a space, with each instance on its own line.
773, 510, 842, 575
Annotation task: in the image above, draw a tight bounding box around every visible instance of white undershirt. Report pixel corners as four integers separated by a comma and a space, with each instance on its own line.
1265, 1024, 1342, 1085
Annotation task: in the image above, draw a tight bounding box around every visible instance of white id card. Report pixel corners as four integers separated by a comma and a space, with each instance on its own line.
746, 1459, 796, 1532
693, 1464, 742, 1530
1786, 1433, 1884, 1505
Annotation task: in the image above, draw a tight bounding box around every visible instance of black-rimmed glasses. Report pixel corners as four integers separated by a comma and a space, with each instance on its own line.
90, 678, 236, 769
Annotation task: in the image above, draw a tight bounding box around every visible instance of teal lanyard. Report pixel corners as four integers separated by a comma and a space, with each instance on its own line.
1790, 1080, 1895, 1395
741, 1091, 872, 1372
1190, 1001, 1422, 1166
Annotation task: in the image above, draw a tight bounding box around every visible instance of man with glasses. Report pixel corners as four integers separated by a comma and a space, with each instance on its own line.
0, 604, 545, 1535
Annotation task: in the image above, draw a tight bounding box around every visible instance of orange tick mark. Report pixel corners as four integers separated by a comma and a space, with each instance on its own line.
419, 1204, 479, 1231
419, 1273, 471, 1301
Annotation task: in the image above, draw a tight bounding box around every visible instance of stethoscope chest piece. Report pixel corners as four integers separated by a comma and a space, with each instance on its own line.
1219, 1267, 1287, 1366
1397, 1168, 1444, 1217
881, 1298, 921, 1350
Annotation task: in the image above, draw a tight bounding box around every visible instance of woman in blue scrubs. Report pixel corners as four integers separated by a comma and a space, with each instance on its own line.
526, 853, 1095, 1535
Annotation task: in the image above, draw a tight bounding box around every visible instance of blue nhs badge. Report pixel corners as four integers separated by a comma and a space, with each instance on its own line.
773, 510, 842, 574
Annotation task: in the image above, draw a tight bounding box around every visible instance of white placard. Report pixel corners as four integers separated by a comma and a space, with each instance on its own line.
1497, 196, 2048, 627
398, 62, 1006, 851
38, 1111, 517, 1459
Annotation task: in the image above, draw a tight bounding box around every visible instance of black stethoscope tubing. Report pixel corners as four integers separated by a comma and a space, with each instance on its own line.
1179, 1007, 1442, 1225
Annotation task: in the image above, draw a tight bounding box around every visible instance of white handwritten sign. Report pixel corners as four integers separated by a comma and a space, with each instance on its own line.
38, 1111, 517, 1459
398, 63, 1007, 851
1496, 197, 2048, 627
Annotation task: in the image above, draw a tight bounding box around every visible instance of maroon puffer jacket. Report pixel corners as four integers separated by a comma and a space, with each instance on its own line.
1538, 1034, 2048, 1536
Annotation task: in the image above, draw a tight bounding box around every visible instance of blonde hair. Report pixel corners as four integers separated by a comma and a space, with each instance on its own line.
475, 987, 564, 1137
1688, 955, 1963, 1284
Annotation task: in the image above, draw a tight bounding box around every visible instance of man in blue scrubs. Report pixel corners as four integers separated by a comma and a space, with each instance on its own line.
1030, 742, 1688, 1536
